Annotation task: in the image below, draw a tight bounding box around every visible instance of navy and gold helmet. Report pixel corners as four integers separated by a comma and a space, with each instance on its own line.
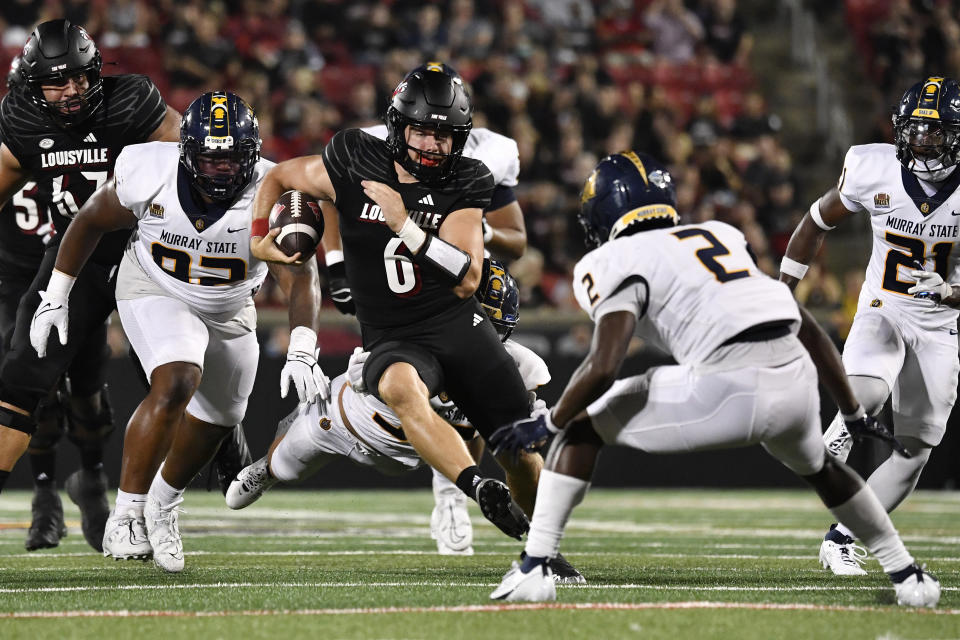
578, 151, 679, 250
180, 91, 261, 202
892, 76, 960, 182
476, 258, 519, 341
18, 19, 103, 126
385, 64, 472, 185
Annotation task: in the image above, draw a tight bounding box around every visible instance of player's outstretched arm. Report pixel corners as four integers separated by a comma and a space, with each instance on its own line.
796, 304, 859, 415
779, 188, 857, 292
251, 155, 337, 264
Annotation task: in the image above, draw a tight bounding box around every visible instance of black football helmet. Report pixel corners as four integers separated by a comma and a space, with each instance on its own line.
18, 19, 103, 126
892, 76, 960, 182
6, 55, 23, 90
476, 258, 520, 341
385, 65, 472, 184
578, 151, 679, 250
180, 91, 261, 203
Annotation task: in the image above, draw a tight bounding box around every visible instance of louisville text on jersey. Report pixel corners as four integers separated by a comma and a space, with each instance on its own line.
40, 147, 109, 168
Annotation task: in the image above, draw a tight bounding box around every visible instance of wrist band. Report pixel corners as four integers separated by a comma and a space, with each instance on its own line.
325, 249, 344, 265
251, 217, 269, 238
46, 269, 76, 303
809, 199, 836, 231
482, 218, 494, 243
545, 411, 560, 433
398, 217, 427, 253
288, 326, 318, 355
779, 256, 809, 280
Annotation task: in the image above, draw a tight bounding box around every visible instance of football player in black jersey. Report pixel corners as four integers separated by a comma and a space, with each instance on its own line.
0, 20, 181, 552
249, 69, 579, 579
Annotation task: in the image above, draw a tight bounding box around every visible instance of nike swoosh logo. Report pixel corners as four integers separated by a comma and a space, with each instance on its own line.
446, 505, 467, 544
952, 211, 960, 216
227, 227, 247, 233
951, 330, 958, 335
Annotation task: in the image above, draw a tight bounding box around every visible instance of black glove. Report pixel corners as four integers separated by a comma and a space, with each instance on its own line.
845, 414, 912, 458
327, 261, 355, 315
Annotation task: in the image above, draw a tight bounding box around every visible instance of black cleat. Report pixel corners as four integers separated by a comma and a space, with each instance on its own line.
550, 553, 586, 584
25, 483, 67, 551
65, 469, 110, 553
475, 478, 529, 540
210, 424, 253, 496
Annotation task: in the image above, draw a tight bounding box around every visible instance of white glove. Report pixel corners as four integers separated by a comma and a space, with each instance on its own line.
346, 346, 370, 393
908, 268, 952, 303
481, 217, 494, 243
280, 327, 330, 403
30, 270, 75, 358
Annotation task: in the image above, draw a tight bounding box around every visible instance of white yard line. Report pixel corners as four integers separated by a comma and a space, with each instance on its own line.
2, 601, 959, 619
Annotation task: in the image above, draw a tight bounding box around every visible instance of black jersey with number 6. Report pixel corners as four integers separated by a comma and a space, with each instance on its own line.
322, 128, 494, 328
0, 74, 167, 267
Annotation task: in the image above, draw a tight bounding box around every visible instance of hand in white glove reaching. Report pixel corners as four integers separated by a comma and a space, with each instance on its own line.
30, 270, 75, 357
908, 262, 952, 304
280, 327, 331, 403
346, 346, 370, 393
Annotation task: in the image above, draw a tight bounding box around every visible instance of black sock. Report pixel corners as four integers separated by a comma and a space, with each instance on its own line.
455, 465, 484, 501
888, 563, 920, 583
30, 451, 56, 486
0, 470, 9, 493
824, 523, 853, 545
79, 447, 104, 472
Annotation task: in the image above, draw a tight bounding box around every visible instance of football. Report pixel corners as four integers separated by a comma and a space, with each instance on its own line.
268, 189, 324, 259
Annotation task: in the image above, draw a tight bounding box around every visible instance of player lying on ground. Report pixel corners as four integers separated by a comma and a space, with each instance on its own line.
487, 151, 940, 608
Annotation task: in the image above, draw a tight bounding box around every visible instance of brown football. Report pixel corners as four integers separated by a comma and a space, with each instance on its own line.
269, 190, 324, 259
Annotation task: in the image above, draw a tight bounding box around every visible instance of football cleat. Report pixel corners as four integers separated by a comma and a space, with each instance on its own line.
819, 539, 868, 576
102, 508, 152, 560
226, 456, 277, 510
823, 418, 853, 462
209, 424, 253, 496
490, 559, 556, 602
431, 476, 474, 555
892, 564, 940, 608
474, 478, 529, 540
65, 468, 110, 553
144, 495, 184, 573
548, 553, 586, 584
25, 483, 67, 551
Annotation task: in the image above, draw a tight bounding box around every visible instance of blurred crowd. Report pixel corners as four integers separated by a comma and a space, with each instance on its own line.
3, 0, 948, 350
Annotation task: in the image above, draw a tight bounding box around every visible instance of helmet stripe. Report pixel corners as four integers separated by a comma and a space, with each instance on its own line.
620, 151, 649, 186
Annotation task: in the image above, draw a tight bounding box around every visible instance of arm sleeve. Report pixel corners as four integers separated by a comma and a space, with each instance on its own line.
113, 146, 147, 217
590, 277, 647, 322
455, 162, 495, 211
487, 185, 517, 211
119, 76, 168, 142
321, 129, 356, 202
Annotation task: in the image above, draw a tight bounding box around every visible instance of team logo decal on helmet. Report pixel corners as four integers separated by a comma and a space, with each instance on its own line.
180, 91, 261, 203
578, 151, 679, 249
475, 258, 520, 341
892, 76, 960, 183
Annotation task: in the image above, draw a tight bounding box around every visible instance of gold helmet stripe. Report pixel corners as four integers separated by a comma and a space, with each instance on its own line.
620, 151, 649, 186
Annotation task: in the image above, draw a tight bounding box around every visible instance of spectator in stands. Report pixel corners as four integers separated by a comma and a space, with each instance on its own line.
644, 0, 705, 64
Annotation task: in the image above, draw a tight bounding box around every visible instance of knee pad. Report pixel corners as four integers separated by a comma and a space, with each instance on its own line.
849, 375, 890, 416
30, 392, 67, 450
364, 341, 444, 401
65, 384, 115, 447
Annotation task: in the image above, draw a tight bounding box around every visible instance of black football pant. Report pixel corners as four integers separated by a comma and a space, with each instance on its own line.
0, 247, 114, 430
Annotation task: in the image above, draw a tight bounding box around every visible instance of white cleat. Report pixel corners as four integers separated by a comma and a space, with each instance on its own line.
431, 489, 474, 555
102, 508, 152, 561
490, 560, 557, 602
823, 419, 853, 462
819, 539, 868, 576
144, 495, 185, 573
226, 457, 278, 510
893, 565, 941, 608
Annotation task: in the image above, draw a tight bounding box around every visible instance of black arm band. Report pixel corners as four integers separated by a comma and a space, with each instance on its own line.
412, 234, 472, 287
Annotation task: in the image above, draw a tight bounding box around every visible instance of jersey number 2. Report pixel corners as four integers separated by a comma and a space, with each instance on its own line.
672, 228, 750, 283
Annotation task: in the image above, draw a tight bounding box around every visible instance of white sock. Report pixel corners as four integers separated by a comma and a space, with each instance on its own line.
150, 467, 185, 507
830, 486, 913, 573
432, 466, 459, 496
524, 470, 590, 560
115, 490, 147, 517
835, 522, 855, 539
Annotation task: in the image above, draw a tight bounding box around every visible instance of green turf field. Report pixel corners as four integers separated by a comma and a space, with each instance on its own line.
0, 488, 956, 639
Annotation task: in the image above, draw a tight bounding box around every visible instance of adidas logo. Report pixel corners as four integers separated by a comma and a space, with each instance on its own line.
83, 132, 97, 143
418, 194, 435, 206
472, 313, 483, 327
